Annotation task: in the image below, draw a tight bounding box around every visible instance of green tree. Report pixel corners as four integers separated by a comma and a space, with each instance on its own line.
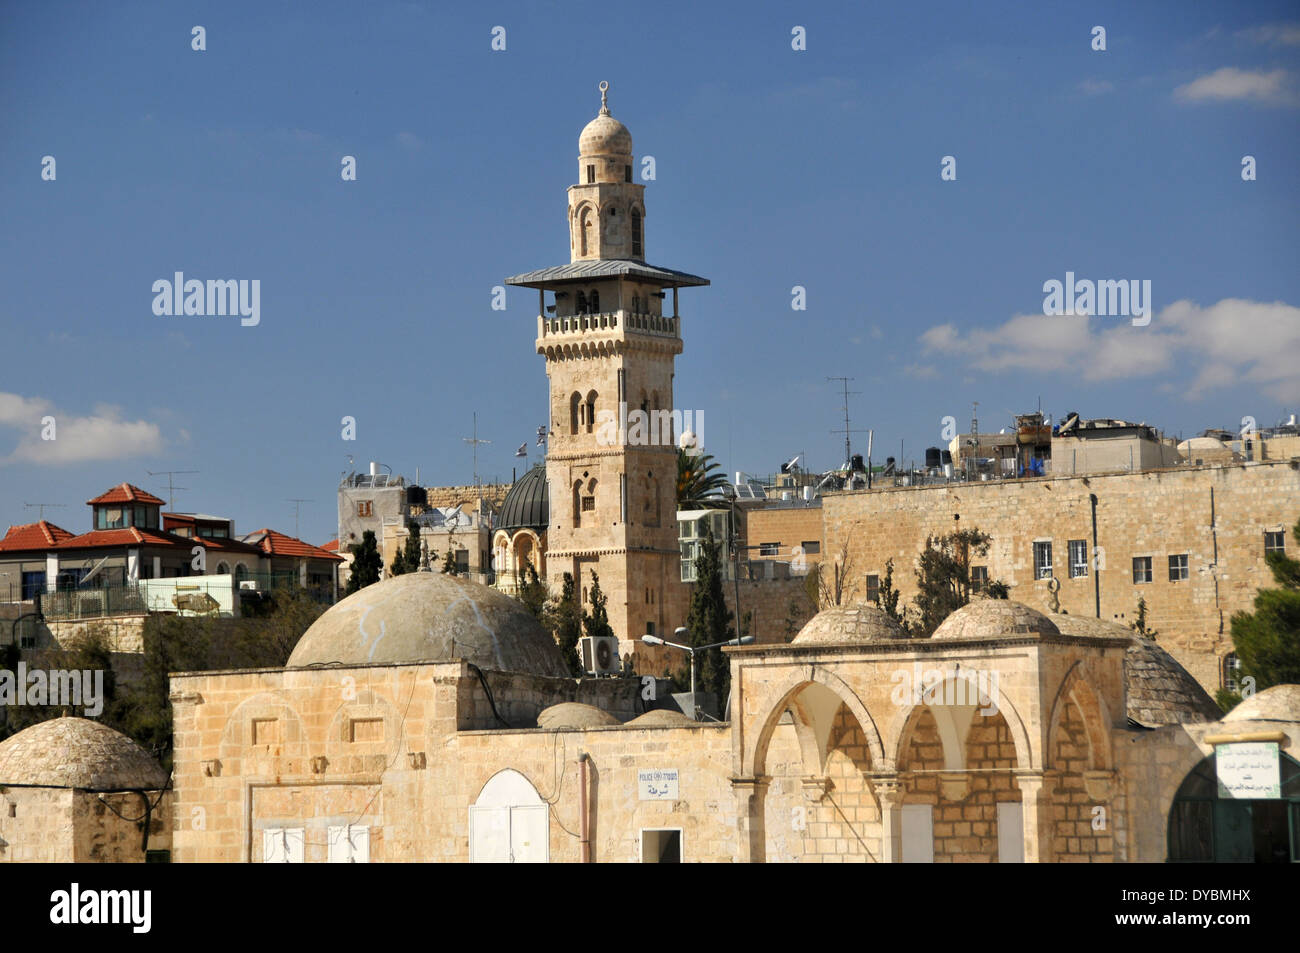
684, 526, 736, 716
912, 528, 992, 636
1130, 596, 1158, 639
390, 522, 422, 576
1220, 517, 1300, 710
582, 572, 616, 641
874, 557, 908, 630
545, 572, 584, 677
345, 530, 383, 594
514, 558, 549, 625
677, 447, 730, 507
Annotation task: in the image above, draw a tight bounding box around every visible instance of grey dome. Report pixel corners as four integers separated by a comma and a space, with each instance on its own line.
0, 716, 168, 791
932, 600, 1060, 640
499, 465, 549, 534
792, 604, 905, 645
287, 572, 569, 677
537, 703, 620, 730
1223, 684, 1300, 723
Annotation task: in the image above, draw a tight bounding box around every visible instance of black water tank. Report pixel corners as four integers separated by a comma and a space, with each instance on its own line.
925, 447, 942, 468
940, 449, 952, 465
406, 485, 427, 506
850, 453, 865, 471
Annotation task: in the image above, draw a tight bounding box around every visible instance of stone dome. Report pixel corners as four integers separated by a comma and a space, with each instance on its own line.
0, 716, 168, 791
580, 86, 632, 158
287, 571, 570, 677
1049, 613, 1222, 726
498, 464, 548, 534
626, 709, 697, 728
536, 702, 620, 730
1223, 684, 1300, 723
932, 599, 1060, 640
792, 603, 905, 645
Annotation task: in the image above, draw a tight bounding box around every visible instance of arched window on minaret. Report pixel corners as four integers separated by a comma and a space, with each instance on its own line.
639, 390, 648, 414
578, 206, 592, 257
631, 209, 642, 258
569, 392, 582, 435
645, 472, 660, 527
589, 290, 600, 313
585, 390, 597, 434
573, 480, 582, 528
575, 291, 587, 315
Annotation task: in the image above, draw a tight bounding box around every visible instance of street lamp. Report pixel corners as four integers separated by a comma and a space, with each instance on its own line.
642, 626, 755, 721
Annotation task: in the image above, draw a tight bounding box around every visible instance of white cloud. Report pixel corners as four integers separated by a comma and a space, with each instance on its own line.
1236, 23, 1300, 48
1077, 79, 1115, 96
0, 393, 165, 465
1174, 67, 1296, 105
918, 299, 1300, 402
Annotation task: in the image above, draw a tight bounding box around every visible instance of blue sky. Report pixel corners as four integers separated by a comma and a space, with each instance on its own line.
2, 0, 1298, 545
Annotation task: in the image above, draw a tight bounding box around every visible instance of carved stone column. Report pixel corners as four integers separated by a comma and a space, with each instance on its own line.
1015, 771, 1059, 863
731, 776, 769, 863
871, 775, 904, 863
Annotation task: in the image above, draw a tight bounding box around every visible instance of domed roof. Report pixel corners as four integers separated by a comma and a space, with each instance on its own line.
537, 702, 620, 730
626, 709, 697, 727
499, 465, 548, 534
932, 600, 1060, 640
1049, 614, 1222, 726
1223, 684, 1300, 723
287, 572, 570, 677
0, 716, 167, 790
579, 84, 632, 157
792, 604, 905, 645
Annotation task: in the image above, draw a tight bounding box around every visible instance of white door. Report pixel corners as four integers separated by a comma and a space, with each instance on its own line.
997, 802, 1024, 863
469, 770, 549, 863
901, 804, 934, 863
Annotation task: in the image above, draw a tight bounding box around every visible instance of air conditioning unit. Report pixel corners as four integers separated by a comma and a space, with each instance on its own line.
239, 580, 260, 590
580, 635, 620, 676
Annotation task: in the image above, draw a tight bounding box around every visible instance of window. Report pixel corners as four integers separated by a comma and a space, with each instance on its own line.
631, 209, 642, 257
971, 565, 988, 593
865, 573, 880, 603
641, 829, 681, 863
262, 828, 304, 863
1169, 553, 1189, 581
645, 621, 655, 636
1265, 530, 1286, 555
759, 542, 779, 557
586, 164, 595, 184
589, 290, 600, 312
96, 506, 126, 530
581, 495, 595, 512
624, 164, 632, 183
357, 501, 373, 518
21, 571, 46, 600
1068, 539, 1088, 578
328, 825, 370, 863
1223, 653, 1242, 693
800, 540, 821, 555
455, 549, 470, 574
1133, 556, 1153, 584
1033, 541, 1053, 580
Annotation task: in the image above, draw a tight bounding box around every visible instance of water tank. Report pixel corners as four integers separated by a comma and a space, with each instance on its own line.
369, 461, 379, 477
850, 453, 865, 471
925, 447, 942, 469
940, 449, 952, 465
802, 485, 815, 502
406, 485, 427, 506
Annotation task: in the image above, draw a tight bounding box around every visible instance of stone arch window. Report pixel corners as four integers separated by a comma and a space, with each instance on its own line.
216, 561, 230, 576
644, 472, 660, 527
235, 564, 247, 583
608, 205, 617, 217
469, 769, 548, 863
573, 480, 583, 527
578, 206, 592, 256
631, 208, 642, 257
575, 291, 588, 315
631, 294, 640, 314
589, 289, 600, 313
569, 392, 582, 435
586, 165, 595, 184
585, 390, 597, 434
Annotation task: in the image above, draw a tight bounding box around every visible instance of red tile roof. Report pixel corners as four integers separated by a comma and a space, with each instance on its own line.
244, 529, 343, 561
57, 528, 190, 550
320, 538, 339, 552
0, 521, 76, 552
86, 483, 166, 506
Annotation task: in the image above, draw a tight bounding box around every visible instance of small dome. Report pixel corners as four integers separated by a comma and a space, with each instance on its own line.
627, 709, 697, 727
499, 465, 548, 534
792, 604, 905, 645
1223, 684, 1300, 723
932, 600, 1060, 640
0, 716, 167, 791
537, 702, 620, 730
287, 572, 569, 677
580, 115, 632, 158
1050, 614, 1222, 725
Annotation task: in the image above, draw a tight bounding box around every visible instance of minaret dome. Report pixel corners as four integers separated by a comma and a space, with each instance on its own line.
578, 81, 633, 184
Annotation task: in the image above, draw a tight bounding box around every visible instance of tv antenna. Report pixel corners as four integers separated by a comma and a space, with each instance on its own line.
146, 469, 199, 509
287, 499, 314, 539
23, 502, 67, 520
463, 412, 491, 487
827, 377, 867, 468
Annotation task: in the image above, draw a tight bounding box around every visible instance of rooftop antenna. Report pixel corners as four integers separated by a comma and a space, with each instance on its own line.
827, 377, 866, 469
287, 499, 314, 539
23, 502, 67, 521
463, 412, 491, 488
146, 469, 199, 509
971, 401, 979, 436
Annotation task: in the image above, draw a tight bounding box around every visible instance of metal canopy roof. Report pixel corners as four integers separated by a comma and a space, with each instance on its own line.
505, 258, 709, 289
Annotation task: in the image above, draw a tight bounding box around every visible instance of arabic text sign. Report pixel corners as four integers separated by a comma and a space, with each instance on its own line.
638, 768, 680, 801
1216, 742, 1280, 799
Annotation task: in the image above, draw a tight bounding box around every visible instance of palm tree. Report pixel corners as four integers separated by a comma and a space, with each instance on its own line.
677, 448, 730, 507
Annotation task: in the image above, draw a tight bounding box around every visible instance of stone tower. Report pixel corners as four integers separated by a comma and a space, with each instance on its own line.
506, 83, 709, 659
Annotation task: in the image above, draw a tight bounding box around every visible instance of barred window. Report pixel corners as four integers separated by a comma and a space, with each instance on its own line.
1169, 553, 1189, 581
865, 574, 880, 603
1033, 541, 1053, 580
1068, 539, 1088, 579
971, 565, 988, 592
1133, 556, 1153, 584
1265, 530, 1285, 555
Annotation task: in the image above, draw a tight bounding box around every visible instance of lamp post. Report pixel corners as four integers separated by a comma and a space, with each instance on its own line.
722, 485, 744, 640
642, 627, 754, 721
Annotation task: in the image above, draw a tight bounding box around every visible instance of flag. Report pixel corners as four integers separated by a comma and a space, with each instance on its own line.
515, 442, 527, 457
536, 425, 547, 446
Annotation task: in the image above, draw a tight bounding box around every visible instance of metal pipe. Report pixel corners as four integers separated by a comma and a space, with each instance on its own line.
1089, 493, 1100, 618
578, 752, 591, 863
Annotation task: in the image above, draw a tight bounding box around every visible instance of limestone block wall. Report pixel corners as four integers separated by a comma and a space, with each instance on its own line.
1051, 701, 1112, 862
823, 462, 1300, 694
746, 505, 825, 568
0, 787, 169, 862
0, 787, 75, 862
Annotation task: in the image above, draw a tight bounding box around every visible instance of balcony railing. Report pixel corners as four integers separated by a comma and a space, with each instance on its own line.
539, 311, 678, 338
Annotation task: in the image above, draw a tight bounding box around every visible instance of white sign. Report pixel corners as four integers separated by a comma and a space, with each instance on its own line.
638, 768, 679, 801
1216, 742, 1280, 799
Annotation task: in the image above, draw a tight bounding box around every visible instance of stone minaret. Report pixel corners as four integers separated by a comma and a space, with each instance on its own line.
506, 83, 709, 660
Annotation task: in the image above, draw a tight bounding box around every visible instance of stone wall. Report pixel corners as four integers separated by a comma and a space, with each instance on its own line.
823, 461, 1300, 694
0, 787, 169, 863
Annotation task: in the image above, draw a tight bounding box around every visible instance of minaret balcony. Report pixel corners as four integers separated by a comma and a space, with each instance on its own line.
539, 311, 678, 339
